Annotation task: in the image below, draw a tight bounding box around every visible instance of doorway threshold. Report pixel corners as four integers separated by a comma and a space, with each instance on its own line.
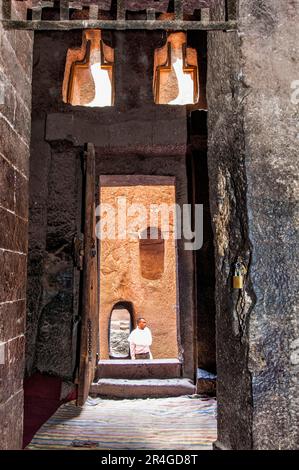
96, 358, 182, 380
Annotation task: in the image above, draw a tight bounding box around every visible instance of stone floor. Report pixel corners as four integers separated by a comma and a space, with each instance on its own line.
26, 395, 217, 450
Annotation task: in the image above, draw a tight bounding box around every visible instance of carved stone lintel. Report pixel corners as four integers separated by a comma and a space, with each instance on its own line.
3, 0, 237, 30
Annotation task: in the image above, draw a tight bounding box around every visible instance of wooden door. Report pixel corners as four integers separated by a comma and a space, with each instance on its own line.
77, 143, 99, 406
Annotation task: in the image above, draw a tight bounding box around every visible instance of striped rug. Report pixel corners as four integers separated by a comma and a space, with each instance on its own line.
27, 395, 217, 450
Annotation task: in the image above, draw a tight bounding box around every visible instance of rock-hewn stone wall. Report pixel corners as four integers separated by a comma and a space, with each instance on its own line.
208, 0, 298, 450
240, 0, 299, 450
0, 1, 33, 450
208, 26, 253, 450
27, 142, 82, 379
26, 29, 84, 379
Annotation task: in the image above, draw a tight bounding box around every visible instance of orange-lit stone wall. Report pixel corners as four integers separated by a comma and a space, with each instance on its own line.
99, 176, 179, 359
62, 30, 114, 106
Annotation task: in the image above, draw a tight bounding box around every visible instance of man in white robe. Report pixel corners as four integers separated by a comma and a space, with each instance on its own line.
128, 317, 153, 360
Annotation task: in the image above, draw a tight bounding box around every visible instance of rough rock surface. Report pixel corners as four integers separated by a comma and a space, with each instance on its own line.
208, 0, 299, 450
27, 143, 82, 379
240, 0, 299, 451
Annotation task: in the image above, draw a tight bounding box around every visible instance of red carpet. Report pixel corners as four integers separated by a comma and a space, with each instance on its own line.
23, 373, 77, 448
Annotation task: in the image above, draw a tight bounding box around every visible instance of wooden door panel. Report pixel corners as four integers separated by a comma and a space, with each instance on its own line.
77, 143, 98, 406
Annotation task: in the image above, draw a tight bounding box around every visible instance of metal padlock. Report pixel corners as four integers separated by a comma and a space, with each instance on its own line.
233, 272, 244, 289
233, 261, 246, 289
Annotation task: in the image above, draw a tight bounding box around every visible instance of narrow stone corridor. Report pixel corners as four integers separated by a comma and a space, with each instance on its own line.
26, 396, 217, 450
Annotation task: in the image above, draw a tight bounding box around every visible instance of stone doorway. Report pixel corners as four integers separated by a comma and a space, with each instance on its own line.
92, 174, 199, 398
25, 26, 213, 406
98, 175, 180, 362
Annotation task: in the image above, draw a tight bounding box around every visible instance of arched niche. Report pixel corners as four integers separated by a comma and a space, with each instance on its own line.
109, 301, 134, 359
139, 227, 165, 280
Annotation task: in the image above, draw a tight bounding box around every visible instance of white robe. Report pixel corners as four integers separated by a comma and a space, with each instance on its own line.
128, 327, 153, 359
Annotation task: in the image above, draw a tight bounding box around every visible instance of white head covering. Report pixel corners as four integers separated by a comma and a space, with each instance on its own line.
128, 326, 152, 346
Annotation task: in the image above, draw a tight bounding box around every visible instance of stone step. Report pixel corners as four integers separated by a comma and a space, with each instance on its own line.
96, 359, 182, 380
90, 378, 196, 399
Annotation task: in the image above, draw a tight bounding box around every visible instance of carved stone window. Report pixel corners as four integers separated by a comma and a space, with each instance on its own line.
153, 32, 199, 105
63, 29, 114, 107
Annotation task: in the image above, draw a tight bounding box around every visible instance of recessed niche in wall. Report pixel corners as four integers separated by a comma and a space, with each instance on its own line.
63, 29, 114, 107
153, 32, 199, 105
139, 227, 165, 280
109, 302, 133, 359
